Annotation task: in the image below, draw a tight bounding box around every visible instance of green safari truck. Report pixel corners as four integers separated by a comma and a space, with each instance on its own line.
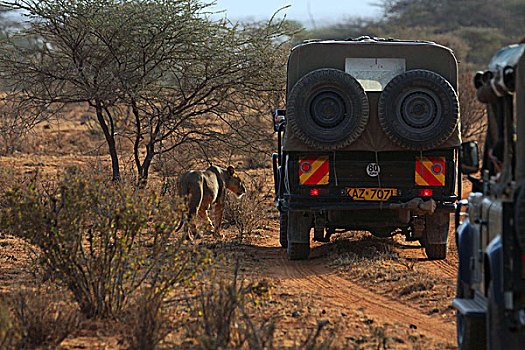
272, 37, 463, 260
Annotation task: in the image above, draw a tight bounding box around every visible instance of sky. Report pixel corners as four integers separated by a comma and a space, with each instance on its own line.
207, 0, 381, 28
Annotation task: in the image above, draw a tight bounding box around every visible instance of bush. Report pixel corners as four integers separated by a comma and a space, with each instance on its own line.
121, 288, 169, 350
0, 299, 15, 350
187, 264, 276, 350
459, 71, 487, 142
186, 263, 334, 350
0, 168, 189, 318
224, 175, 270, 239
0, 94, 51, 156
10, 287, 79, 349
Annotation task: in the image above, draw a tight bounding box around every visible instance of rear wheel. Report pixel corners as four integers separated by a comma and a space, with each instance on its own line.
423, 210, 450, 260
279, 212, 288, 248
287, 211, 311, 260
289, 242, 310, 260
425, 243, 447, 260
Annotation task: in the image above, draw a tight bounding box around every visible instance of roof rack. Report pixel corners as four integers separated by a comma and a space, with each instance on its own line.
346, 36, 433, 44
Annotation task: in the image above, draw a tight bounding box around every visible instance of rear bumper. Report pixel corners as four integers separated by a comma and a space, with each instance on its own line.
279, 196, 457, 212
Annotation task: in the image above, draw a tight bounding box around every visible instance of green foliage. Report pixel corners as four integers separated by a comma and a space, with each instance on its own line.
0, 0, 295, 183
381, 0, 514, 32
295, 0, 523, 70
452, 26, 508, 67
0, 167, 190, 318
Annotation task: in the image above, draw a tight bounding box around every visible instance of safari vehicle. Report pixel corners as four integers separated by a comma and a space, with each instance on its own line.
453, 43, 525, 349
272, 37, 464, 260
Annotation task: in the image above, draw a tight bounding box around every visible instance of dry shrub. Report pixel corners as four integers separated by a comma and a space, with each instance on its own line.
186, 263, 335, 350
331, 234, 398, 268
9, 287, 79, 349
398, 280, 435, 296
224, 175, 271, 239
242, 154, 270, 170
459, 71, 487, 142
0, 168, 18, 198
122, 289, 169, 350
298, 320, 335, 350
0, 299, 15, 350
0, 167, 190, 319
185, 264, 276, 350
118, 246, 215, 350
0, 94, 53, 156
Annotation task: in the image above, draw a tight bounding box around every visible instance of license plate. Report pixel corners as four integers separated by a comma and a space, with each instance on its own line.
344, 187, 398, 201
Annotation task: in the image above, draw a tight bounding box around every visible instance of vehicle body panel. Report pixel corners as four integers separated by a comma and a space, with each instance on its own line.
453, 43, 525, 346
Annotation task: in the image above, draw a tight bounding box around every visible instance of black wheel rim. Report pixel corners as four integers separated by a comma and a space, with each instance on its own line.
397, 88, 441, 129
308, 89, 347, 128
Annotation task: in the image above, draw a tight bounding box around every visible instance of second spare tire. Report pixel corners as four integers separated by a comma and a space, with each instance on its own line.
378, 69, 459, 151
287, 69, 369, 150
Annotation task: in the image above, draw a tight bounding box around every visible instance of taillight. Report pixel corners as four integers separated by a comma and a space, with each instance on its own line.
310, 189, 320, 196
419, 189, 433, 197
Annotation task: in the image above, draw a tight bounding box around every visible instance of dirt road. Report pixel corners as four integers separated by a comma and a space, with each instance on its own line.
241, 225, 458, 349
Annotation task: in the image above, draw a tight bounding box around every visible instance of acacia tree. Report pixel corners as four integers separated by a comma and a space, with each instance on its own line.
117, 16, 291, 184
0, 0, 292, 183
0, 93, 56, 155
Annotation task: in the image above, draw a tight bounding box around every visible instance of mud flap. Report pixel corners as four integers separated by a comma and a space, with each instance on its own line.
287, 211, 313, 244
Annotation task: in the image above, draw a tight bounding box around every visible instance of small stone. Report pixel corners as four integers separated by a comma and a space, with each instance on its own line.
321, 309, 326, 314
427, 308, 439, 315
347, 336, 357, 341
292, 311, 300, 317
409, 324, 417, 329
341, 312, 347, 317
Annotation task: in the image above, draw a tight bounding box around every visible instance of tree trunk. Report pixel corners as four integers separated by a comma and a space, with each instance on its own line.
95, 101, 120, 181
138, 142, 155, 188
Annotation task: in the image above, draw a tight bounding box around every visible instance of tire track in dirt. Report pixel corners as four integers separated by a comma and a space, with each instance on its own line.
394, 238, 458, 280
252, 234, 455, 343
271, 249, 454, 341
428, 258, 457, 279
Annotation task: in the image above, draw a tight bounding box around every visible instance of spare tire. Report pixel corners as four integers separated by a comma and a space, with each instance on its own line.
378, 69, 459, 151
287, 69, 369, 150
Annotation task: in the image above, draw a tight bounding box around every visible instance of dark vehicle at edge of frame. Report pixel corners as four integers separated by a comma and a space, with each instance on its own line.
453, 42, 525, 349
271, 36, 467, 261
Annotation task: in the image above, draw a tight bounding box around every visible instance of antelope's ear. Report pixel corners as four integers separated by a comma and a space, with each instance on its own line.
227, 166, 235, 176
